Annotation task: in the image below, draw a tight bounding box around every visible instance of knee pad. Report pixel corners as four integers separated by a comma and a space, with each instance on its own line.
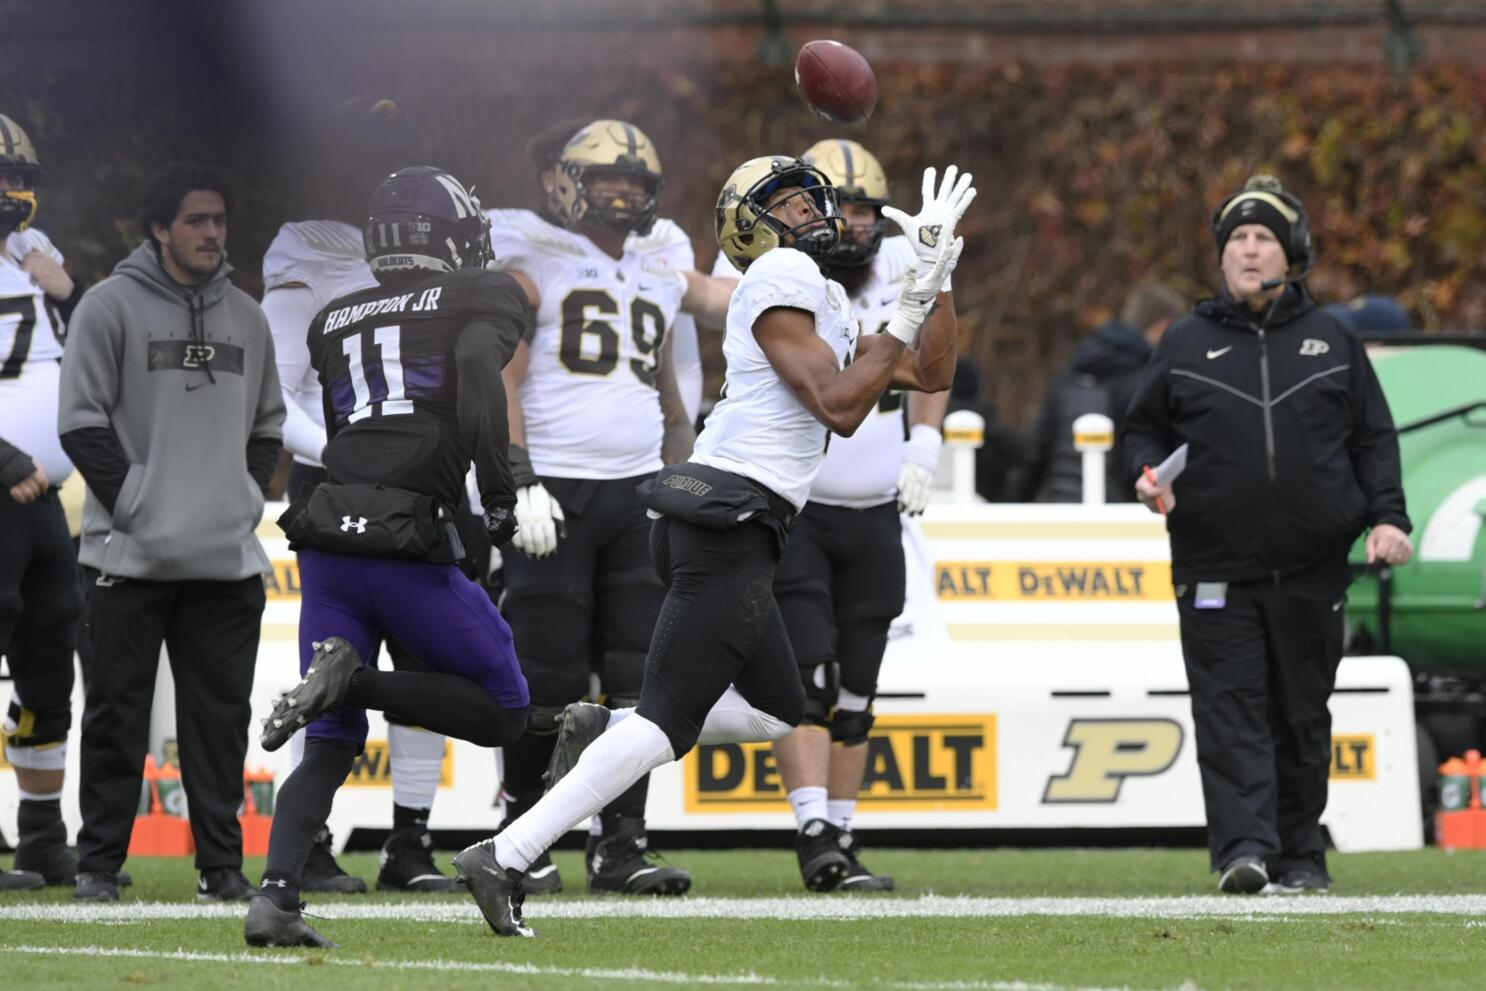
601, 650, 647, 702
3, 695, 70, 771
830, 705, 875, 747
526, 702, 568, 737
801, 661, 839, 728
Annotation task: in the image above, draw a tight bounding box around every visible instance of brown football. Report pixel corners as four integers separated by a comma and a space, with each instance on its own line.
794, 40, 877, 124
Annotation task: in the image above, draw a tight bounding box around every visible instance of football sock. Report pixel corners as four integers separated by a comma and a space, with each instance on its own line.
392, 803, 430, 833
17, 798, 65, 844
495, 715, 673, 872
696, 686, 793, 745
262, 737, 357, 907
827, 799, 856, 832
788, 787, 830, 828
344, 668, 522, 747
388, 724, 444, 810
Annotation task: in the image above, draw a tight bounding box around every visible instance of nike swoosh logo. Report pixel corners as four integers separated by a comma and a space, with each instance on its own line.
1206, 347, 1234, 360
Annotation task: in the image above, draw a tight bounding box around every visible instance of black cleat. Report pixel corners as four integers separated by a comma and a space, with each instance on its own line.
521, 849, 563, 895
452, 840, 535, 938
837, 830, 894, 892
377, 828, 460, 892
261, 638, 363, 752
795, 819, 851, 893
1265, 865, 1330, 895
542, 702, 609, 792
74, 870, 119, 902
244, 893, 337, 948
0, 869, 44, 892
199, 867, 256, 902
1218, 855, 1270, 895
302, 828, 367, 893
587, 818, 690, 896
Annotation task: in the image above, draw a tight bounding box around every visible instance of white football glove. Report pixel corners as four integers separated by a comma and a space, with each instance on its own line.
882, 164, 977, 292
510, 482, 566, 558
897, 424, 943, 516
882, 237, 964, 345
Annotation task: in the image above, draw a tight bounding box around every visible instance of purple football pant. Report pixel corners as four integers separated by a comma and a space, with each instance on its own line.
295, 548, 528, 746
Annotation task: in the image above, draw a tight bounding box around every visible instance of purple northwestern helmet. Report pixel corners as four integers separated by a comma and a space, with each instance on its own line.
363, 166, 492, 281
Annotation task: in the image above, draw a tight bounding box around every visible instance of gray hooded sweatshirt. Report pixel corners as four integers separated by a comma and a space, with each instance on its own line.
59, 242, 284, 581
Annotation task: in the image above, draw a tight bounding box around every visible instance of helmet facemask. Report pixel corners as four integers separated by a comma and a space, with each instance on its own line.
749, 170, 844, 264
0, 168, 40, 236
563, 164, 662, 235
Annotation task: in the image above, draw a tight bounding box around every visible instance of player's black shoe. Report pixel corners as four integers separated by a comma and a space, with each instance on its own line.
244, 893, 337, 948
452, 840, 535, 937
542, 702, 610, 792
377, 827, 460, 892
521, 849, 563, 895
261, 638, 363, 752
74, 870, 119, 901
302, 827, 367, 893
795, 818, 850, 892
838, 829, 895, 892
587, 819, 691, 896
1218, 855, 1269, 895
13, 840, 74, 887
1266, 865, 1330, 895
0, 868, 44, 891
198, 867, 256, 902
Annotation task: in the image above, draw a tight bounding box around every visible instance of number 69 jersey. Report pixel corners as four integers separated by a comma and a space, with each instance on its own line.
487, 208, 691, 479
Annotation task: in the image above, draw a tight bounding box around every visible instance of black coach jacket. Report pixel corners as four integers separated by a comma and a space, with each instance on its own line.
1120, 285, 1410, 595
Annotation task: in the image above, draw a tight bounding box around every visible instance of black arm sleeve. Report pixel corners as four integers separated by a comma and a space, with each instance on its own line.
1347, 341, 1410, 533
59, 426, 130, 513
455, 321, 516, 512
54, 278, 87, 326
1118, 345, 1175, 489
0, 435, 36, 490
246, 435, 282, 493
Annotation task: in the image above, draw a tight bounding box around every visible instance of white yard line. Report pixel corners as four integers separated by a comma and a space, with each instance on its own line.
0, 894, 1481, 923
0, 944, 1175, 991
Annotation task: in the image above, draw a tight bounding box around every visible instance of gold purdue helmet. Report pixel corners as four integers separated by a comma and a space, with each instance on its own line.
800, 139, 890, 267
0, 113, 41, 234
715, 156, 843, 272
551, 119, 663, 235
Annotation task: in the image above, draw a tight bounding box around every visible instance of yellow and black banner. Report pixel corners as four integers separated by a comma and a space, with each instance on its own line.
342, 738, 455, 789
264, 559, 302, 600
683, 714, 997, 814
1330, 734, 1375, 781
936, 562, 1172, 601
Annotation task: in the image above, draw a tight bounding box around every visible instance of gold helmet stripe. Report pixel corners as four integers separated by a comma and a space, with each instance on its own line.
837, 139, 856, 185
0, 117, 15, 158
620, 122, 639, 162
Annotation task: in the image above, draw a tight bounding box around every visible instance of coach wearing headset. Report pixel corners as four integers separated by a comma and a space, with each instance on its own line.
1121, 176, 1412, 896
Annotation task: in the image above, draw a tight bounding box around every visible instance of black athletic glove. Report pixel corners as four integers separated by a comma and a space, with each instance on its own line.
484, 505, 518, 547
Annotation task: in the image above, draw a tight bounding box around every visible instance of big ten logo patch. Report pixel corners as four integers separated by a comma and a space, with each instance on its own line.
936, 562, 1172, 601
1043, 719, 1184, 803
264, 559, 301, 600
684, 715, 997, 813
1330, 735, 1375, 781
342, 738, 455, 789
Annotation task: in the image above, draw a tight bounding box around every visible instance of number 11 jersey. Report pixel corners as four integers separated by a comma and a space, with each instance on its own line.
487, 208, 691, 479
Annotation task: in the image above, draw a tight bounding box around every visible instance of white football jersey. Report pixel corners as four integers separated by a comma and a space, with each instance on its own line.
262, 220, 378, 462
711, 235, 916, 508
628, 220, 703, 425
0, 228, 71, 482
693, 247, 857, 511
488, 209, 690, 479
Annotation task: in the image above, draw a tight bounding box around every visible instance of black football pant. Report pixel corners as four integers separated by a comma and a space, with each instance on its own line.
774, 501, 904, 725
638, 516, 805, 758
1177, 581, 1345, 878
0, 490, 82, 724
77, 568, 264, 874
500, 474, 664, 824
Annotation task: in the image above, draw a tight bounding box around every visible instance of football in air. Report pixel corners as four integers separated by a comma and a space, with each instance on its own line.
794, 39, 877, 124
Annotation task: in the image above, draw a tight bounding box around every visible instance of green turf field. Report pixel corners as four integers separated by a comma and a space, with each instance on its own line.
2, 847, 1482, 990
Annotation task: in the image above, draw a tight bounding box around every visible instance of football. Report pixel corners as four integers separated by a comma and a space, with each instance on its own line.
794, 39, 877, 124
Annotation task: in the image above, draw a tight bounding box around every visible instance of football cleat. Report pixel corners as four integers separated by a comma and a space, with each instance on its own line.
0, 868, 44, 891
377, 827, 460, 893
198, 867, 256, 903
261, 638, 363, 752
1218, 855, 1269, 895
73, 871, 119, 902
794, 818, 851, 893
302, 827, 367, 893
452, 840, 535, 938
542, 702, 610, 792
521, 849, 563, 895
244, 894, 337, 948
837, 829, 895, 892
587, 819, 690, 896
1265, 866, 1330, 895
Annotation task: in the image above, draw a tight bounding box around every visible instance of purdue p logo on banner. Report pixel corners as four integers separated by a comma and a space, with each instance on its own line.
1043, 718, 1184, 803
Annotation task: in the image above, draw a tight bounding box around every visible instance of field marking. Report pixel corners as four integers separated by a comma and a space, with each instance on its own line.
0, 944, 1178, 991
0, 894, 1483, 924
